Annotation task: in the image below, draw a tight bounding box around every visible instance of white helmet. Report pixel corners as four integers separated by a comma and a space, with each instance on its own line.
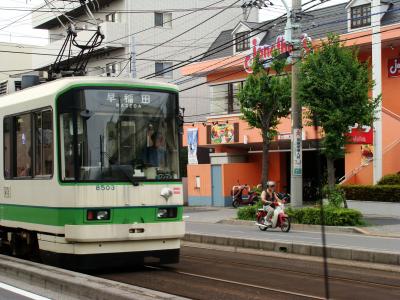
267, 181, 276, 188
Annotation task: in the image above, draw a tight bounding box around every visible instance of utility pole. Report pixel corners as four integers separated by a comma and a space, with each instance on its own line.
372, 0, 382, 184
244, 0, 303, 205
290, 0, 303, 207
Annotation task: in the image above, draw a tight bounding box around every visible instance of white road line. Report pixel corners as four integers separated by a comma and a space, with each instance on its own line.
0, 282, 51, 300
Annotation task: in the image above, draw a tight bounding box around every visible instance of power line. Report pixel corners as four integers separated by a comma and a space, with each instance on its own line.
0, 5, 245, 14
100, 0, 230, 48
0, 0, 57, 32
132, 11, 245, 76
137, 0, 242, 59
145, 0, 397, 80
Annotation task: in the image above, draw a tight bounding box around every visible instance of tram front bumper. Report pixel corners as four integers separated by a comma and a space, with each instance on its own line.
64, 221, 185, 242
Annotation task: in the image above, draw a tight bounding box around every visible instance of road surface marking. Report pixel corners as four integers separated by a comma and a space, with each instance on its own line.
0, 282, 51, 300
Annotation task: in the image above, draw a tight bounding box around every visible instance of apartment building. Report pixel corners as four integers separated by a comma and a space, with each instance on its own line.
30, 0, 258, 120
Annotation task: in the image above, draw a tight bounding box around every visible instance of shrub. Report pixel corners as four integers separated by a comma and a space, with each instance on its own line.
323, 185, 346, 208
340, 185, 400, 202
287, 206, 364, 226
377, 173, 400, 185
236, 201, 262, 221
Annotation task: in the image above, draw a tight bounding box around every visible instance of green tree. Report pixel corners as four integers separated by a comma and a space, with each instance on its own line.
237, 54, 291, 188
299, 34, 379, 188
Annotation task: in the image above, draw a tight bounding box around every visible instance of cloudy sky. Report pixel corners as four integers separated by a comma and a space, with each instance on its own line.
0, 0, 347, 46
0, 0, 48, 45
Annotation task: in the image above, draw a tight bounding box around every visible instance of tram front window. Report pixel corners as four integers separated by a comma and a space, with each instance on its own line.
58, 88, 180, 182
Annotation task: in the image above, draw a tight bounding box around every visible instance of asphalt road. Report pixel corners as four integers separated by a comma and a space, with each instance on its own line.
97, 246, 400, 300
186, 222, 400, 253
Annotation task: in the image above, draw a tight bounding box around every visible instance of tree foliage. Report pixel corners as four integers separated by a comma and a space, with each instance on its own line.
237, 53, 291, 188
298, 34, 379, 186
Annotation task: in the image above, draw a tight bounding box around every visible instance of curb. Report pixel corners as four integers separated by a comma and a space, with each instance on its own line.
218, 219, 359, 234
183, 233, 400, 265
0, 254, 187, 300
218, 219, 400, 238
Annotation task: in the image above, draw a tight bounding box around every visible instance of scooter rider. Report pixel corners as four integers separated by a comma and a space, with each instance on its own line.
261, 181, 281, 225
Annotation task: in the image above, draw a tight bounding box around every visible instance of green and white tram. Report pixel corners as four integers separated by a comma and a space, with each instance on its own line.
0, 77, 184, 269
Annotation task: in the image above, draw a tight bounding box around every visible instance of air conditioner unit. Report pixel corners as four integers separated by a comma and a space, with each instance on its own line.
0, 78, 22, 96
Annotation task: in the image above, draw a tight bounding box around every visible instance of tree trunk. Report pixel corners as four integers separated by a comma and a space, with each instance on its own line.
326, 157, 348, 208
326, 157, 336, 188
261, 139, 270, 189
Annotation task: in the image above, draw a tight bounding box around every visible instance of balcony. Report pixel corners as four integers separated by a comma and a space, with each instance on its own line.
32, 0, 113, 29
32, 22, 128, 70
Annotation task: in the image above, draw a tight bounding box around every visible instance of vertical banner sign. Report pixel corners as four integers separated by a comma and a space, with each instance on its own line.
187, 128, 198, 165
293, 128, 302, 176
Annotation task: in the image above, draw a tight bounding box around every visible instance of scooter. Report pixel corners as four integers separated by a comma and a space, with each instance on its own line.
255, 200, 291, 232
231, 184, 259, 208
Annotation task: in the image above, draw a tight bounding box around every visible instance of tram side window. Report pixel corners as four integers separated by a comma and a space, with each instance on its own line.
34, 110, 53, 176
3, 117, 12, 178
3, 109, 53, 179
15, 114, 32, 177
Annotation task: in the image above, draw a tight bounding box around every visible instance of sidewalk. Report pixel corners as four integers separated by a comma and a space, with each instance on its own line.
347, 200, 400, 237
184, 200, 400, 237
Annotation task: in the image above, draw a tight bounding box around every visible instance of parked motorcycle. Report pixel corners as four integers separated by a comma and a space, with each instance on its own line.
231, 184, 259, 208
255, 200, 291, 232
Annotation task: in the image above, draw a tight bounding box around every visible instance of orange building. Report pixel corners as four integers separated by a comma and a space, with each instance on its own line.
181, 1, 400, 206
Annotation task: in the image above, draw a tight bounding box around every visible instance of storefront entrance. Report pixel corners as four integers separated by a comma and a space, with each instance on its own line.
285, 151, 345, 201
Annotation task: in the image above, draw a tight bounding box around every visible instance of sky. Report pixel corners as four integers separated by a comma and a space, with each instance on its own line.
0, 0, 349, 46
0, 0, 48, 45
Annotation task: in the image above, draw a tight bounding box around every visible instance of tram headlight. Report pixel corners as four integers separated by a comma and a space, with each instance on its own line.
157, 207, 178, 219
87, 209, 111, 221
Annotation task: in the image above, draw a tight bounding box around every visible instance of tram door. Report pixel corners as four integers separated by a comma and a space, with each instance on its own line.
211, 165, 223, 206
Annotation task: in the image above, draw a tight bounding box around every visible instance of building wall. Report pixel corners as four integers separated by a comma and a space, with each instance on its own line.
0, 43, 34, 82
186, 153, 288, 207
187, 164, 212, 206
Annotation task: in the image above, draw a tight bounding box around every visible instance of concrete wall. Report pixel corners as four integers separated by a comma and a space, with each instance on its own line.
0, 43, 34, 82
187, 164, 212, 206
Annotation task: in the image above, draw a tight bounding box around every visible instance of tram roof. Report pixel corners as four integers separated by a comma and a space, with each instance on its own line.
0, 77, 179, 108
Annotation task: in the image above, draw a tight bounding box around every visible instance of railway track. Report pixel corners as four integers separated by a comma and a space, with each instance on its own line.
97, 246, 400, 300
180, 252, 400, 290
145, 264, 325, 299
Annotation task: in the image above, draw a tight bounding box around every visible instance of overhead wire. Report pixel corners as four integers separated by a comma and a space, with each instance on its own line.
0, 0, 58, 32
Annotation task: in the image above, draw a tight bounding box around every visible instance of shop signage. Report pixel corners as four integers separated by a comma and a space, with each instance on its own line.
388, 58, 400, 77
293, 128, 302, 176
211, 123, 235, 144
348, 125, 373, 144
187, 128, 198, 164
244, 34, 312, 73
278, 131, 306, 140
